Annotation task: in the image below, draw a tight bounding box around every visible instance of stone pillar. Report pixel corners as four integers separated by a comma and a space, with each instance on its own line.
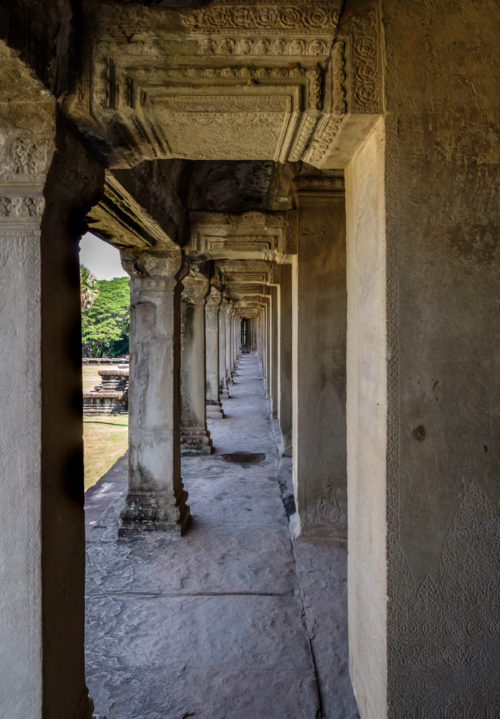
0, 72, 101, 717
180, 268, 213, 454
224, 300, 233, 385
270, 285, 279, 418
205, 286, 224, 419
119, 250, 191, 535
219, 298, 230, 398
279, 263, 293, 456
263, 294, 272, 397
291, 175, 346, 539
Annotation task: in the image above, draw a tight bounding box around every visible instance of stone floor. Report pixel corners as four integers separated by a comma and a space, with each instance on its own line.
85, 353, 359, 719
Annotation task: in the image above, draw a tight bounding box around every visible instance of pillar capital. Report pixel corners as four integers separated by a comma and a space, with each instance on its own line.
120, 248, 183, 287
206, 285, 222, 308
181, 268, 209, 306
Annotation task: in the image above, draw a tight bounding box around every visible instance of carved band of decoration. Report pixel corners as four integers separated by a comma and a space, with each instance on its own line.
331, 38, 347, 116
147, 64, 324, 111
0, 196, 45, 217
304, 114, 345, 165
347, 9, 380, 111
196, 37, 331, 57
118, 65, 324, 113
120, 249, 183, 283
0, 231, 39, 269
0, 137, 53, 180
288, 113, 318, 162
181, 4, 343, 33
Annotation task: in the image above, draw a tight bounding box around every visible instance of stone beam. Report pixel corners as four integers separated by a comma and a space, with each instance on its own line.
87, 170, 182, 252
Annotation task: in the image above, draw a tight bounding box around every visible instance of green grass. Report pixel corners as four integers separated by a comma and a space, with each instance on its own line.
83, 415, 128, 492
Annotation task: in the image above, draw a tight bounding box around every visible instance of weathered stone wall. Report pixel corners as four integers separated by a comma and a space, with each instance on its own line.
345, 117, 387, 718
344, 0, 500, 715
382, 1, 500, 714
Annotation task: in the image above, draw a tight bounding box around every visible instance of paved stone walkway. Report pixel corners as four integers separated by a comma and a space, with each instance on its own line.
86, 353, 358, 719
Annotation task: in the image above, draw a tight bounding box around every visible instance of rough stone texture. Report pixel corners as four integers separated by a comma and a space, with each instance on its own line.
381, 2, 500, 714
86, 355, 357, 719
292, 176, 347, 539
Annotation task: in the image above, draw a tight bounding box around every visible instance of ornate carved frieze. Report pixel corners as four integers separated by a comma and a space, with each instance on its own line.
346, 8, 380, 113
181, 3, 343, 34
195, 36, 331, 58
303, 115, 345, 165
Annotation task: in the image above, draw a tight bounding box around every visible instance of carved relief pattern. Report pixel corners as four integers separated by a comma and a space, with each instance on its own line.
304, 115, 344, 165
0, 138, 53, 179
154, 64, 323, 112
181, 5, 342, 34
388, 483, 500, 716
196, 36, 331, 57
331, 38, 347, 116
346, 9, 380, 112
0, 196, 45, 217
288, 114, 319, 162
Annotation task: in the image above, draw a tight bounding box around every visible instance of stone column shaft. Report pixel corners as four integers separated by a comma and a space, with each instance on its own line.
205, 286, 224, 418
279, 263, 293, 456
119, 250, 190, 535
180, 269, 213, 454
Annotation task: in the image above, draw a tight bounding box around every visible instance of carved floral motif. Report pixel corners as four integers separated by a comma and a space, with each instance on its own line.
0, 138, 52, 178
0, 196, 45, 217
346, 8, 380, 111
181, 4, 342, 34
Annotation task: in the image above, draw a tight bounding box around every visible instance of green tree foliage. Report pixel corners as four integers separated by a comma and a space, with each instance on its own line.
81, 276, 130, 358
80, 265, 99, 310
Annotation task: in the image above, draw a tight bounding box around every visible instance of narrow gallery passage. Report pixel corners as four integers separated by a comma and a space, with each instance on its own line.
85, 353, 357, 719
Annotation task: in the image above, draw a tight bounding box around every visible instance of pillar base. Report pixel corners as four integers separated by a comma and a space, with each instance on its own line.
206, 401, 225, 419
118, 487, 191, 536
181, 426, 214, 455
220, 383, 231, 399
